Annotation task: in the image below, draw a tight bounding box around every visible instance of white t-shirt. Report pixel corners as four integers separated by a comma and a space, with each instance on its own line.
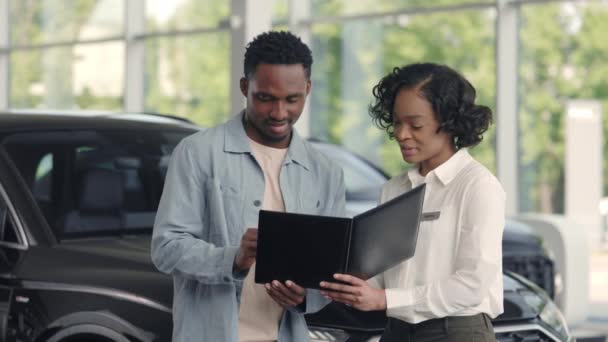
239, 138, 288, 342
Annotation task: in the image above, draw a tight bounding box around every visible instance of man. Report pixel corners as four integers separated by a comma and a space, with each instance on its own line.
151, 31, 346, 342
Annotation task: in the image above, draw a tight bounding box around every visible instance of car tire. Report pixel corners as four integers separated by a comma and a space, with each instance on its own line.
46, 324, 130, 342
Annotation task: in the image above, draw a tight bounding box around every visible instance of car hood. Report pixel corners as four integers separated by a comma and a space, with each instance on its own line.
498, 272, 541, 321
14, 235, 173, 309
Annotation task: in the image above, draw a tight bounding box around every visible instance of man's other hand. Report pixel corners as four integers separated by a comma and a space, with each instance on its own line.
265, 280, 306, 308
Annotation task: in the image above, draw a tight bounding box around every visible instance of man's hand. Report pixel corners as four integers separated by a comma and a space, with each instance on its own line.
320, 274, 386, 311
234, 228, 257, 271
265, 280, 306, 308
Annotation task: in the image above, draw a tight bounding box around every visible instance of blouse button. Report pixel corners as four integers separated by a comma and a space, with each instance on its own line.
253, 200, 262, 207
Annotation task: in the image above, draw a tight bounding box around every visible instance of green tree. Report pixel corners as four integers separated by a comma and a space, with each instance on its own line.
311, 1, 608, 214
9, 0, 117, 109
311, 2, 496, 176
518, 4, 571, 213
519, 2, 608, 213
570, 4, 608, 198
144, 0, 230, 127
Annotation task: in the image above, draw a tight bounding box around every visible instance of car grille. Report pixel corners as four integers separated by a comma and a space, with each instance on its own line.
308, 328, 353, 342
503, 254, 555, 298
496, 330, 556, 342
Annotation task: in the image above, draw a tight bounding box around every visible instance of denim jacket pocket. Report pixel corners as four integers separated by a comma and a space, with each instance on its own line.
205, 177, 244, 246
297, 193, 322, 215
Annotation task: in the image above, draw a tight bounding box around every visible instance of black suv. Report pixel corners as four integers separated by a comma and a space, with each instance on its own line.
0, 111, 571, 341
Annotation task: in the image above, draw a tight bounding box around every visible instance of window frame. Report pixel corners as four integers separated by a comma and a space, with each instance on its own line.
0, 180, 28, 250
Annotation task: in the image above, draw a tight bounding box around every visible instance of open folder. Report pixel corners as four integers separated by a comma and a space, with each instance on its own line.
255, 184, 426, 289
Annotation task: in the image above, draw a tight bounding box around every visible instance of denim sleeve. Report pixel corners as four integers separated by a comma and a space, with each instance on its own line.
302, 289, 331, 314
151, 139, 245, 284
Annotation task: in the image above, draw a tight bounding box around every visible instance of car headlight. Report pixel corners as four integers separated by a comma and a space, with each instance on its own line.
519, 287, 573, 341
539, 298, 571, 339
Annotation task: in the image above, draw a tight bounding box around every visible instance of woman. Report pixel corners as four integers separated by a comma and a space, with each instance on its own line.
320, 63, 505, 341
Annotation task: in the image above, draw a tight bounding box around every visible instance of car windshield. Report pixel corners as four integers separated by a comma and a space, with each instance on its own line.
311, 142, 387, 201
2, 129, 194, 240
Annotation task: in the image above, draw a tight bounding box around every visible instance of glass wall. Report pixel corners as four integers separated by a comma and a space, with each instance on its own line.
10, 42, 124, 109
10, 0, 123, 45
272, 0, 289, 25
144, 0, 230, 127
145, 0, 229, 31
8, 0, 124, 110
310, 4, 496, 176
144, 34, 230, 127
518, 1, 608, 214
3, 0, 608, 216
311, 0, 494, 17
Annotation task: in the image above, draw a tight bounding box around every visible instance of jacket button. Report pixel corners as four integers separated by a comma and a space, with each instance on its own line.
253, 200, 262, 207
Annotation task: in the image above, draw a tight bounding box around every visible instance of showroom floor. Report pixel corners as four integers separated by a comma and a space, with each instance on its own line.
573, 252, 608, 341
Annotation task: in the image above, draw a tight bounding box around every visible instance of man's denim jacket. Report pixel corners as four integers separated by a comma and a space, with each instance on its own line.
152, 112, 346, 341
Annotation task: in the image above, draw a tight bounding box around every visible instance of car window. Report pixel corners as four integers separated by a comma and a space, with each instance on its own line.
340, 155, 385, 193
312, 143, 387, 201
3, 129, 193, 240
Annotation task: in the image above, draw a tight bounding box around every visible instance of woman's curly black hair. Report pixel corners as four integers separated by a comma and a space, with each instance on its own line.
369, 63, 492, 149
244, 31, 313, 79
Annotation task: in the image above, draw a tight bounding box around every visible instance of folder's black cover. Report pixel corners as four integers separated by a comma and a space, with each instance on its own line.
255, 184, 426, 289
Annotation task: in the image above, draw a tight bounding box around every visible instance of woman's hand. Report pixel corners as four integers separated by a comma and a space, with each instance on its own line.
320, 274, 387, 311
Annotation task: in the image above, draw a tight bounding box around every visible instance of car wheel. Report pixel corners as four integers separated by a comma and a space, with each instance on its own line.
46, 324, 130, 342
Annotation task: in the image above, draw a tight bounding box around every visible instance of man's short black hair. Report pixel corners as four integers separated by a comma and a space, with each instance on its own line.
243, 31, 313, 79
369, 63, 492, 149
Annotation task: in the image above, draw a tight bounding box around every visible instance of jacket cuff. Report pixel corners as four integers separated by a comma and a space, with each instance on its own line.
224, 246, 249, 281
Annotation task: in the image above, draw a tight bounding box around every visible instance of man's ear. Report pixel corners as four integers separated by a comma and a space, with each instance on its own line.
240, 77, 248, 97
306, 80, 312, 95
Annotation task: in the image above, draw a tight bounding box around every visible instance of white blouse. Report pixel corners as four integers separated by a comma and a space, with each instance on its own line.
371, 148, 506, 323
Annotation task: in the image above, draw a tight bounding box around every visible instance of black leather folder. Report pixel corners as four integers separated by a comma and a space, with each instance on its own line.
255, 184, 426, 288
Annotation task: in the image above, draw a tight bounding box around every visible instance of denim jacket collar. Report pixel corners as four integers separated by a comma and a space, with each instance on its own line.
224, 111, 310, 171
